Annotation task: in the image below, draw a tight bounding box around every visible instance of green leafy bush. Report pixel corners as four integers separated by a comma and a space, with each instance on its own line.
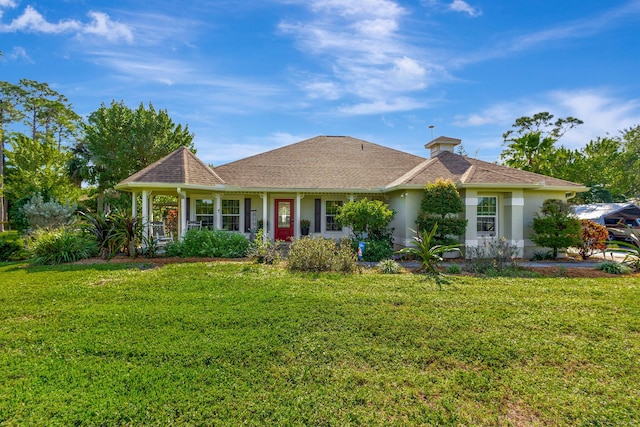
0, 236, 26, 261
335, 198, 395, 241
165, 229, 249, 258
531, 199, 582, 259
445, 264, 462, 274
377, 259, 402, 274
29, 228, 98, 265
531, 250, 555, 261
352, 236, 394, 262
287, 237, 357, 273
247, 229, 282, 264
596, 262, 631, 275
416, 178, 467, 246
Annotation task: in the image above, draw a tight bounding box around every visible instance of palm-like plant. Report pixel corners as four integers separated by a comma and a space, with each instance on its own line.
396, 224, 463, 274
607, 231, 640, 271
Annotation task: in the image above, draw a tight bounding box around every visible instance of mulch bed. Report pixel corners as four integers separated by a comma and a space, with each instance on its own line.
69, 254, 639, 278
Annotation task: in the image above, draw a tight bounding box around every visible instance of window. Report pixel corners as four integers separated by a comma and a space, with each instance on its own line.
326, 200, 343, 231
477, 196, 497, 237
222, 200, 240, 231
195, 199, 215, 227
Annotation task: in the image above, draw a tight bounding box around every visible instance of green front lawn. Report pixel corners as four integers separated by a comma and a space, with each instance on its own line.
1, 262, 639, 426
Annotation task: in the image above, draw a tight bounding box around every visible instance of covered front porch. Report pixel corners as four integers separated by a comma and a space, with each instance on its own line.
127, 189, 364, 244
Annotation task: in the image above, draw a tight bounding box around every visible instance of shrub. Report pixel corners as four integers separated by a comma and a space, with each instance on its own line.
79, 211, 140, 260
596, 262, 631, 275
465, 237, 519, 273
165, 229, 249, 258
377, 259, 402, 274
416, 178, 467, 246
445, 264, 462, 274
21, 194, 76, 230
531, 199, 582, 259
29, 228, 98, 265
247, 229, 282, 264
0, 236, 26, 261
352, 236, 394, 262
531, 250, 555, 261
336, 198, 395, 241
577, 219, 608, 260
287, 237, 357, 273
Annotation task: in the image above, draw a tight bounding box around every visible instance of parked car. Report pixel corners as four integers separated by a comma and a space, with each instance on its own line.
604, 217, 640, 245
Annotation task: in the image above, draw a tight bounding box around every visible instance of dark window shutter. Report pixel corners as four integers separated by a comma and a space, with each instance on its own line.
314, 198, 321, 233
244, 198, 251, 232
186, 198, 190, 220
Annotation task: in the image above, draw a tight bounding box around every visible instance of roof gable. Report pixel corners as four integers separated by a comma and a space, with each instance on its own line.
119, 146, 225, 186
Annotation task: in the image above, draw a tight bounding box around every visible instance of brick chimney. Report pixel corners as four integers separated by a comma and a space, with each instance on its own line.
425, 136, 461, 158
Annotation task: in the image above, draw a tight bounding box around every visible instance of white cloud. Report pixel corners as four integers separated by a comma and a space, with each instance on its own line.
453, 89, 640, 150
82, 11, 134, 43
0, 5, 133, 43
0, 0, 17, 9
278, 0, 439, 115
449, 0, 481, 17
548, 89, 640, 149
2, 46, 32, 62
338, 97, 427, 115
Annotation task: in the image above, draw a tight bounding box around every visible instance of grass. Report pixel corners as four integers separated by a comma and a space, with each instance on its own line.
1, 261, 639, 426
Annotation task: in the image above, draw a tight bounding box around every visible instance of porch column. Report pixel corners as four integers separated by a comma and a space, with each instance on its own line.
148, 191, 154, 223
295, 193, 303, 239
131, 192, 137, 218
178, 188, 187, 238
464, 189, 478, 256
215, 193, 222, 230
142, 190, 150, 242
507, 190, 525, 257
261, 192, 268, 243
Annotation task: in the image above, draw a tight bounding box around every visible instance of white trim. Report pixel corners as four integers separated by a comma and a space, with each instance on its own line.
465, 197, 478, 206
507, 197, 525, 206
477, 195, 498, 238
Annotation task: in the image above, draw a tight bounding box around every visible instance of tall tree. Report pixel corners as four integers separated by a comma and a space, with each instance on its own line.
4, 134, 80, 203
0, 82, 24, 232
75, 101, 195, 212
500, 112, 583, 174
16, 79, 81, 149
618, 125, 640, 199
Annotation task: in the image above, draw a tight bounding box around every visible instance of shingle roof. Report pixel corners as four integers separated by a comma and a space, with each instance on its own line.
400, 151, 583, 188
214, 135, 425, 190
116, 136, 585, 192
118, 146, 225, 187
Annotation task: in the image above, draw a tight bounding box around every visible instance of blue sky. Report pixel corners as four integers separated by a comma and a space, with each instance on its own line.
2, 0, 639, 166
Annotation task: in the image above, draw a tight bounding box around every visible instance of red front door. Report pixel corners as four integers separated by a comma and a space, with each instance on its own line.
275, 199, 294, 241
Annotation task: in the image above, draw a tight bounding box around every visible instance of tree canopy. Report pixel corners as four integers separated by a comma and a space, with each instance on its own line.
75, 101, 195, 193
500, 112, 640, 202
500, 112, 582, 175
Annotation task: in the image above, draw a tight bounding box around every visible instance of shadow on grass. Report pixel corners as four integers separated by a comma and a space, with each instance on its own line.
16, 261, 158, 274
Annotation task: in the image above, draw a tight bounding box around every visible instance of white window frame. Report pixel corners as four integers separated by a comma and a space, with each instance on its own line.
221, 199, 241, 232
325, 200, 343, 232
195, 199, 215, 228
477, 196, 497, 237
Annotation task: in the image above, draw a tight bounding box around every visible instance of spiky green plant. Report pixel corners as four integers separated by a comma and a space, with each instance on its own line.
396, 224, 462, 274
